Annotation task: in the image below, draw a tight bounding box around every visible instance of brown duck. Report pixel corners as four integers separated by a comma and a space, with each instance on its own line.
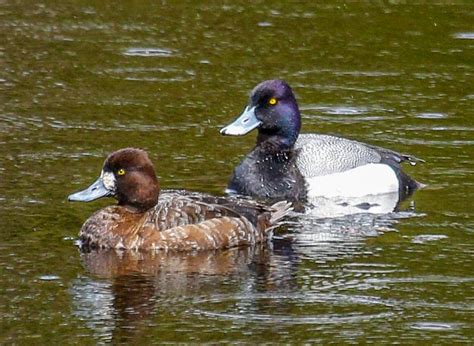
68, 148, 291, 251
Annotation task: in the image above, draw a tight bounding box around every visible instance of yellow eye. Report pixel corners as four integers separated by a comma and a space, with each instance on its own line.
117, 168, 126, 176
269, 97, 278, 105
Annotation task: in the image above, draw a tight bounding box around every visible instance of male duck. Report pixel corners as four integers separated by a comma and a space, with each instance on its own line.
68, 148, 291, 251
220, 79, 423, 203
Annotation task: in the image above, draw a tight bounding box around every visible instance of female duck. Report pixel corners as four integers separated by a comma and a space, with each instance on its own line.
220, 79, 423, 203
68, 148, 291, 251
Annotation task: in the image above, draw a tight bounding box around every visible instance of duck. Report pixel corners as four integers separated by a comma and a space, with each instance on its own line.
220, 79, 424, 204
68, 148, 291, 251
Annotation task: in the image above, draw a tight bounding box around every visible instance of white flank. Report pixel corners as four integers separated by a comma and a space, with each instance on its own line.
306, 163, 399, 198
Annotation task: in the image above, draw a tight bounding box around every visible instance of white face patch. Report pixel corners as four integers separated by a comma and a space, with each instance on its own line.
101, 170, 116, 192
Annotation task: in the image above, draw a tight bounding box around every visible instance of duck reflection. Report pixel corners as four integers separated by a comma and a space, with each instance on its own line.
70, 244, 299, 343
70, 207, 411, 343
305, 191, 402, 218
80, 245, 272, 278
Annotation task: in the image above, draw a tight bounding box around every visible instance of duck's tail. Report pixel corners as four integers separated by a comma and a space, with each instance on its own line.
266, 201, 294, 232
399, 171, 426, 200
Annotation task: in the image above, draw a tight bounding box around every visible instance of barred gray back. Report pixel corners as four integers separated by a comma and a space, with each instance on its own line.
295, 134, 383, 177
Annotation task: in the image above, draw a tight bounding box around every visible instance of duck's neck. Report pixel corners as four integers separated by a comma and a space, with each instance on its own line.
119, 204, 149, 214
256, 105, 301, 151
117, 179, 160, 212
257, 131, 298, 152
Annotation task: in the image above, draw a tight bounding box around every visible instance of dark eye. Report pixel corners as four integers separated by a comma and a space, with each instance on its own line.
268, 97, 278, 106
117, 168, 126, 176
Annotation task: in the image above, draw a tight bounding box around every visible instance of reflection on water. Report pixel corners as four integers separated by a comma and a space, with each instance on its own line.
79, 246, 268, 278
123, 48, 175, 57
305, 192, 403, 217
71, 246, 289, 342
71, 279, 115, 341
69, 210, 473, 343
453, 32, 474, 40
69, 211, 404, 342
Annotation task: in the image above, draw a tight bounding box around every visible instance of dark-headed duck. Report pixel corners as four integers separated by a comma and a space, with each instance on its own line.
68, 148, 291, 251
220, 79, 424, 203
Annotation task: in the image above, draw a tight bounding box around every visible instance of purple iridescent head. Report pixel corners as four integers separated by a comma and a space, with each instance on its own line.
220, 80, 301, 149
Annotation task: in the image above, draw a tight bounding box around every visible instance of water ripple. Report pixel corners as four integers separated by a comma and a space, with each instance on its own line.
411, 234, 449, 244
453, 32, 474, 40
195, 310, 395, 324
0, 114, 200, 132
415, 112, 448, 119
365, 275, 474, 285
299, 105, 398, 123
294, 69, 400, 78
123, 47, 175, 57
410, 322, 464, 331
100, 66, 195, 82
191, 292, 397, 324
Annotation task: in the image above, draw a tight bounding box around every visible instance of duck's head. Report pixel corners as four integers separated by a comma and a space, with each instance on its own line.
220, 80, 301, 149
68, 148, 160, 212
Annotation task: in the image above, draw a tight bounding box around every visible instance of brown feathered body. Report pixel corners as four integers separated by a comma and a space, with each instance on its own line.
79, 190, 290, 251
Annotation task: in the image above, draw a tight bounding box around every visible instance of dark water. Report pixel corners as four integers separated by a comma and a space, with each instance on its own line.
1, 1, 473, 343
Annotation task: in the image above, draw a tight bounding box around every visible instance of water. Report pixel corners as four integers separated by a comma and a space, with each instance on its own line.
1, 1, 473, 343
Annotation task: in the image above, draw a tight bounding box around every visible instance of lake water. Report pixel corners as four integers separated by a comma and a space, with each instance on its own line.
1, 1, 473, 343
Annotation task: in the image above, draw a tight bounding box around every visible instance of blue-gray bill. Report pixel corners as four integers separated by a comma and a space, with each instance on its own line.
68, 177, 112, 202
220, 106, 261, 136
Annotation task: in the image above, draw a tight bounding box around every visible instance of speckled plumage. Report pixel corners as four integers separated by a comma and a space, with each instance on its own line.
70, 149, 291, 251
79, 192, 290, 251
228, 146, 307, 202
221, 80, 423, 202
295, 134, 422, 177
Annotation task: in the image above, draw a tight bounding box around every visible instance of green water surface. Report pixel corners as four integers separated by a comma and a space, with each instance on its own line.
1, 1, 473, 344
